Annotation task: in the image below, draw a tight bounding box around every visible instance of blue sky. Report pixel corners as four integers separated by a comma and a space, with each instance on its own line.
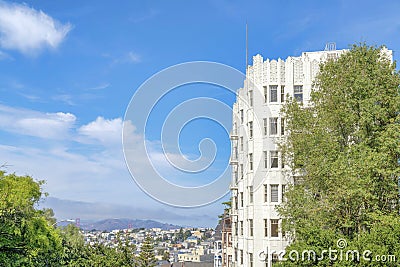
0, 0, 399, 227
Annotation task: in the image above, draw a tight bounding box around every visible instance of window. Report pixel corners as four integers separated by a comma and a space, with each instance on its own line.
282, 184, 286, 201
248, 121, 253, 139
270, 151, 278, 168
264, 185, 268, 202
240, 192, 243, 207
249, 153, 253, 171
281, 118, 285, 136
249, 219, 253, 236
235, 250, 237, 262
240, 164, 243, 178
264, 219, 268, 237
270, 117, 278, 135
271, 219, 279, 237
263, 86, 267, 103
281, 85, 285, 102
234, 168, 238, 183
294, 85, 303, 102
240, 221, 243, 236
263, 118, 267, 135
235, 222, 238, 236
264, 151, 268, 168
269, 85, 278, 102
249, 253, 253, 267
240, 137, 243, 151
271, 185, 279, 202
240, 109, 244, 123
249, 186, 253, 203
233, 196, 237, 210
272, 253, 279, 263
249, 90, 253, 107
240, 250, 243, 264
281, 153, 285, 169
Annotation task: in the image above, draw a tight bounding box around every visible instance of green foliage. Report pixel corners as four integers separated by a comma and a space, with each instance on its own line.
60, 225, 137, 266
137, 235, 157, 267
277, 44, 400, 266
175, 227, 184, 242
183, 230, 192, 240
83, 242, 135, 267
0, 171, 138, 266
0, 171, 63, 266
59, 224, 88, 266
218, 199, 232, 222
162, 249, 170, 261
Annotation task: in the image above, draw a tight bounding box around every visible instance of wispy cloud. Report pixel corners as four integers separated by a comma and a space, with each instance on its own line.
0, 1, 72, 55
102, 51, 142, 65
0, 49, 12, 60
18, 93, 42, 102
87, 82, 110, 90
52, 94, 75, 105
0, 104, 76, 139
0, 104, 222, 226
127, 51, 141, 63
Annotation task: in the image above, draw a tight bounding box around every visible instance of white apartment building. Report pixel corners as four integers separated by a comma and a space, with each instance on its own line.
229, 45, 349, 267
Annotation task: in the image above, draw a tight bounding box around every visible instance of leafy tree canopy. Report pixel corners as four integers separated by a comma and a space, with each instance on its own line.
137, 234, 157, 267
0, 171, 63, 266
277, 44, 400, 266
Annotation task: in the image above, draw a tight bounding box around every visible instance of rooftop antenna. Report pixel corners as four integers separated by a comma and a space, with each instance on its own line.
246, 22, 248, 69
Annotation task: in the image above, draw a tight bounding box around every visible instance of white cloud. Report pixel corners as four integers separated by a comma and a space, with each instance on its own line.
103, 51, 142, 65
0, 49, 12, 60
78, 117, 123, 146
87, 83, 110, 90
0, 108, 222, 227
0, 143, 130, 202
52, 94, 75, 105
0, 140, 222, 227
127, 51, 141, 63
0, 1, 72, 55
18, 93, 41, 102
0, 104, 121, 144
0, 104, 76, 139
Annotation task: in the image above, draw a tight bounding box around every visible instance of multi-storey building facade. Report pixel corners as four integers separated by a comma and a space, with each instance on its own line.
221, 211, 233, 267
229, 46, 349, 267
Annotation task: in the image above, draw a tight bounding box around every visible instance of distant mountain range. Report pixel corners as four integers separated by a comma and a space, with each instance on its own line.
77, 218, 182, 231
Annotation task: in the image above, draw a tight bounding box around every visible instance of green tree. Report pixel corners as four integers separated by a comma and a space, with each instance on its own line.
0, 170, 138, 267
175, 227, 185, 242
0, 171, 63, 266
59, 224, 90, 266
277, 44, 400, 266
183, 230, 192, 240
162, 249, 170, 261
60, 226, 137, 266
137, 235, 157, 267
115, 233, 137, 266
218, 200, 232, 222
